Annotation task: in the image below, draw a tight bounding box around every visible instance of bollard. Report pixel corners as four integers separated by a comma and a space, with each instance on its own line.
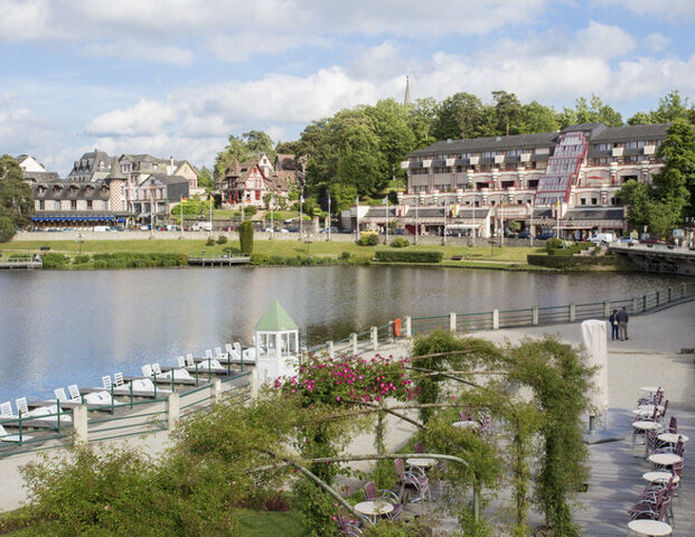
327, 341, 335, 359
655, 291, 660, 308
211, 378, 222, 405
167, 392, 180, 430
449, 312, 457, 334
350, 333, 358, 355
532, 306, 539, 326
388, 321, 394, 343
492, 309, 499, 330
404, 316, 412, 338
371, 326, 378, 351
569, 303, 576, 322
603, 301, 610, 318
73, 404, 88, 446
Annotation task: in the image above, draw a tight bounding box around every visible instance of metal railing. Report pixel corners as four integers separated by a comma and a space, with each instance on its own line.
314, 281, 695, 356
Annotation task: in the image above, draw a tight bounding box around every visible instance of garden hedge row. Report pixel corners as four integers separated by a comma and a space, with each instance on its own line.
527, 254, 616, 268
374, 250, 443, 263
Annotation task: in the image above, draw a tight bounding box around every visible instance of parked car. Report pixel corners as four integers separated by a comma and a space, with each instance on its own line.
517, 231, 531, 239
535, 231, 555, 240
319, 226, 339, 234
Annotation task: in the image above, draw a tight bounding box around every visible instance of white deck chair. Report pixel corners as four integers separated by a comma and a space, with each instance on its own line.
15, 397, 28, 414
0, 424, 33, 443
114, 372, 124, 387
68, 384, 81, 402
141, 364, 154, 378
176, 355, 185, 368
214, 347, 223, 358
161, 367, 193, 380
84, 391, 117, 406
54, 388, 68, 402
1, 401, 15, 418
205, 349, 213, 360
152, 363, 162, 375
102, 375, 112, 390
225, 343, 233, 357
185, 353, 195, 367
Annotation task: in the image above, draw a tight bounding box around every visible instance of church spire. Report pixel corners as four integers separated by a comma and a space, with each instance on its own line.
403, 75, 411, 106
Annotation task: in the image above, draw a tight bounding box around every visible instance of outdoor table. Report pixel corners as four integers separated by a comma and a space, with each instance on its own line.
627, 519, 672, 536
452, 420, 480, 430
657, 433, 689, 444
354, 500, 394, 524
632, 421, 662, 457
633, 407, 657, 417
406, 457, 436, 469
647, 453, 683, 467
642, 471, 680, 485
639, 386, 660, 393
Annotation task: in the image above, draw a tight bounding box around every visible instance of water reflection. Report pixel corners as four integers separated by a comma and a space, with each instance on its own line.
0, 266, 686, 402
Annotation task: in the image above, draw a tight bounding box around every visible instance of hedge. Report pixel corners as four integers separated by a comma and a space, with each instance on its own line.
41, 252, 70, 269
89, 252, 188, 269
374, 250, 443, 263
527, 254, 617, 268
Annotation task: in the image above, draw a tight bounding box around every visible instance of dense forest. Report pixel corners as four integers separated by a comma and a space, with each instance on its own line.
213, 90, 695, 227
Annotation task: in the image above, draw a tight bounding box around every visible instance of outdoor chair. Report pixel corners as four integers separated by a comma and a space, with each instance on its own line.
15, 397, 29, 415
668, 416, 678, 434
459, 409, 472, 422
414, 441, 424, 454
394, 458, 430, 510
0, 401, 14, 419
68, 385, 81, 402
160, 367, 193, 380
363, 481, 403, 521
102, 375, 112, 390
205, 349, 213, 360
638, 387, 662, 407
113, 372, 124, 387
152, 363, 162, 375
0, 424, 33, 443
335, 510, 363, 536
54, 388, 68, 402
214, 347, 223, 359
176, 356, 185, 368
225, 343, 235, 360
185, 354, 195, 367
142, 364, 154, 378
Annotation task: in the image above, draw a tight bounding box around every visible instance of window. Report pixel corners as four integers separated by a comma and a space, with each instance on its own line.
39, 200, 44, 210
591, 198, 597, 205
71, 200, 77, 210
580, 198, 586, 205
87, 200, 93, 209
528, 180, 539, 189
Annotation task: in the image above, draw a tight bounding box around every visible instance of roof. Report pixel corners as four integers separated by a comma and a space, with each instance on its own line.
408, 131, 558, 157
590, 123, 671, 143
564, 207, 624, 220
256, 301, 298, 332
150, 173, 189, 185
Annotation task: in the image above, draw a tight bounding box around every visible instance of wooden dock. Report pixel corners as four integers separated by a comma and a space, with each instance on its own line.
187, 256, 250, 266
0, 258, 42, 270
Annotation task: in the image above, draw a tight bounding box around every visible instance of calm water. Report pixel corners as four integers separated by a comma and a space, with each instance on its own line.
0, 267, 686, 402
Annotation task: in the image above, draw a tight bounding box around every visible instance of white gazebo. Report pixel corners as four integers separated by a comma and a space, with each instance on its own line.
253, 301, 300, 387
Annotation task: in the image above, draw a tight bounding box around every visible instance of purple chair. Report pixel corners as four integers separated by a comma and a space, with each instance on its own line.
363, 481, 402, 521
414, 441, 424, 454
394, 458, 430, 511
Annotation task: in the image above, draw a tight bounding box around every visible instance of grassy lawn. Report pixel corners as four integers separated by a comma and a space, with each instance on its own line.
0, 237, 548, 265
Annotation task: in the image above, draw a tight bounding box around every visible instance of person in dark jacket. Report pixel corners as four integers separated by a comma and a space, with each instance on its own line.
608, 309, 619, 340
616, 306, 629, 341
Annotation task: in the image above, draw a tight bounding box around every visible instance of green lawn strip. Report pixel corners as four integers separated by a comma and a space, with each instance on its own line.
235, 508, 305, 537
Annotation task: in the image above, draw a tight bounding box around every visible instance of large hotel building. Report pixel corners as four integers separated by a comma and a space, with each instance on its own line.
355, 122, 670, 239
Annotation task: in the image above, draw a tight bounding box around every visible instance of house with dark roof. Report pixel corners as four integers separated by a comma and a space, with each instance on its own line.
395, 122, 671, 239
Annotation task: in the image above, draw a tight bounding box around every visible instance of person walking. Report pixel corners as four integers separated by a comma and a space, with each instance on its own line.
608, 309, 619, 341
616, 306, 629, 341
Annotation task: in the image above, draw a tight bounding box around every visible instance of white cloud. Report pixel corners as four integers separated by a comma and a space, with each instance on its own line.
596, 0, 695, 20
207, 32, 331, 63
576, 21, 636, 57
644, 33, 671, 52
82, 42, 194, 65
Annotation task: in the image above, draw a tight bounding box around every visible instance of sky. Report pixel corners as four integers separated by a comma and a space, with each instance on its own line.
1, 0, 694, 176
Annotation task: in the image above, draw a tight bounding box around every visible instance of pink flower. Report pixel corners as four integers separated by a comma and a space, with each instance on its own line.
104, 505, 110, 511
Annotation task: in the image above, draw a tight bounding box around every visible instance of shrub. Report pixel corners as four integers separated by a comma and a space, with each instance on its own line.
239, 220, 254, 255
527, 254, 617, 268
242, 206, 257, 217
73, 255, 91, 264
390, 237, 410, 248
89, 252, 188, 269
205, 237, 216, 246
250, 253, 268, 265
0, 216, 15, 243
545, 238, 563, 252
356, 233, 379, 246
339, 251, 351, 260
217, 235, 228, 245
374, 250, 443, 263
41, 252, 70, 269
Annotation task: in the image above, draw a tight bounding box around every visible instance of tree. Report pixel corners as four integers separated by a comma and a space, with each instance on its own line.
0, 215, 14, 242
651, 90, 691, 123
616, 180, 651, 231
365, 99, 415, 182
328, 182, 358, 213
627, 111, 652, 125
432, 92, 485, 140
653, 119, 695, 219
647, 201, 676, 238
0, 155, 33, 228
214, 130, 275, 179
196, 166, 214, 191
492, 90, 522, 136
574, 95, 622, 126
520, 101, 560, 134
275, 140, 302, 154
239, 220, 254, 255
407, 97, 438, 148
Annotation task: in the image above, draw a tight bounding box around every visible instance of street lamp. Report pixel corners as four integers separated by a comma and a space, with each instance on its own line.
326, 188, 331, 241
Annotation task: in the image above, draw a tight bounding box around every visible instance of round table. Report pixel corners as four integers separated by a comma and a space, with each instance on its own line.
633, 407, 657, 417
648, 453, 683, 467
406, 457, 436, 468
642, 471, 680, 485
452, 420, 479, 430
627, 519, 672, 536
640, 386, 660, 393
657, 432, 689, 444
354, 500, 394, 523
632, 421, 663, 457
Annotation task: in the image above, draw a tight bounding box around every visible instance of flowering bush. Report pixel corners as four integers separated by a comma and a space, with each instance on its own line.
274, 353, 419, 406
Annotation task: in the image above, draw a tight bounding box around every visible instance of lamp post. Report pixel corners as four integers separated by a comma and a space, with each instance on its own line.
299, 191, 304, 240
355, 197, 360, 239
269, 194, 274, 240
414, 195, 419, 245
528, 199, 534, 247
384, 195, 389, 245
327, 188, 331, 241
442, 197, 448, 246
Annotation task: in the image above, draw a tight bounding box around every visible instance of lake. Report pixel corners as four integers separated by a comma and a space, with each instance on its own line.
0, 266, 686, 402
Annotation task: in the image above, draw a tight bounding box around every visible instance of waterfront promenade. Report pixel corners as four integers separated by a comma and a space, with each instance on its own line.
1, 299, 693, 535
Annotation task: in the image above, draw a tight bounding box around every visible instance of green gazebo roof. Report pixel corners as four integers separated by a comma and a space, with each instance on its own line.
255, 301, 298, 332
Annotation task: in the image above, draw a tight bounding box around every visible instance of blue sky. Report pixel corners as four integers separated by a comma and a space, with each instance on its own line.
0, 0, 694, 175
